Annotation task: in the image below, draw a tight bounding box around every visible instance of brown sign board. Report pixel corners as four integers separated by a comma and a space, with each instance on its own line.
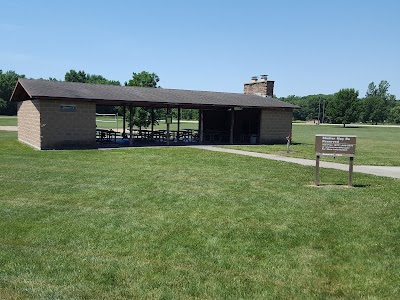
315, 134, 356, 157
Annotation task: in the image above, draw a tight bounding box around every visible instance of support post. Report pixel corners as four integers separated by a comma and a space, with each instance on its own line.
166, 107, 170, 146
315, 155, 320, 186
123, 105, 126, 136
151, 108, 154, 133
177, 107, 181, 133
349, 157, 354, 187
230, 108, 234, 144
129, 105, 133, 146
199, 108, 203, 144
286, 132, 292, 153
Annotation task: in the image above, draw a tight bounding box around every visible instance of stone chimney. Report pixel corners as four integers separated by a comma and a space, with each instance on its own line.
244, 74, 275, 98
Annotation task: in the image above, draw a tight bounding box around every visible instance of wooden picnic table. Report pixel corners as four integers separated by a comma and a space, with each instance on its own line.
96, 129, 118, 143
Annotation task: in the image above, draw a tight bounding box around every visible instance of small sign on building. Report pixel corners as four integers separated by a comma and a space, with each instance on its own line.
60, 105, 77, 112
315, 134, 357, 187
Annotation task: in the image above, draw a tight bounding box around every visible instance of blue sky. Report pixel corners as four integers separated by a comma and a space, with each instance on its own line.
1, 0, 399, 98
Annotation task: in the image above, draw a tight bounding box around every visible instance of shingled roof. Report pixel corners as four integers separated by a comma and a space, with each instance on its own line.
11, 78, 299, 109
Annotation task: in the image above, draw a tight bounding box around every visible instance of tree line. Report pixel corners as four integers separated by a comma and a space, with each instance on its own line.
0, 69, 199, 128
1, 69, 399, 126
280, 80, 400, 125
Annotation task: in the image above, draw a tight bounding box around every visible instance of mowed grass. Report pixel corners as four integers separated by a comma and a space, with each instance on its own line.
0, 131, 399, 299
96, 116, 199, 131
227, 124, 400, 166
0, 116, 17, 126
0, 115, 198, 130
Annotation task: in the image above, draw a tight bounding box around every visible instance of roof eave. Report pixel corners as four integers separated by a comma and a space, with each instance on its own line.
10, 79, 32, 102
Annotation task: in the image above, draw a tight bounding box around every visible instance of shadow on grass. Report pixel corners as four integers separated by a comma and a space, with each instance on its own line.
307, 183, 370, 189
330, 125, 361, 129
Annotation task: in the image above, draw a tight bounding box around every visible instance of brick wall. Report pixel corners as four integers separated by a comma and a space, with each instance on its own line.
259, 109, 293, 144
244, 80, 275, 97
40, 100, 96, 149
17, 99, 96, 150
17, 100, 41, 149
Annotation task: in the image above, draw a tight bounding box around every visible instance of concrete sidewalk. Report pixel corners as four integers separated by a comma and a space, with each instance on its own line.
0, 126, 18, 131
192, 146, 400, 179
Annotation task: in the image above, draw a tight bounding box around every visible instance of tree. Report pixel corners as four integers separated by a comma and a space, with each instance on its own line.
362, 80, 396, 123
65, 70, 87, 83
280, 94, 334, 122
327, 88, 360, 127
65, 70, 121, 114
65, 70, 120, 86
359, 96, 388, 124
377, 80, 392, 101
125, 71, 161, 129
125, 71, 159, 87
181, 108, 198, 120
0, 70, 25, 115
366, 80, 396, 103
388, 105, 400, 124
365, 82, 378, 98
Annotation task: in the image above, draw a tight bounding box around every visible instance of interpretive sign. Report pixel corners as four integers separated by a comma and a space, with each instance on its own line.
315, 134, 356, 157
60, 105, 76, 112
315, 134, 357, 187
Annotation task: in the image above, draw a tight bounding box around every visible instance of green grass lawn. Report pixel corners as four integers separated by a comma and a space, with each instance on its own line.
226, 124, 400, 166
0, 116, 17, 126
0, 115, 198, 130
0, 131, 399, 299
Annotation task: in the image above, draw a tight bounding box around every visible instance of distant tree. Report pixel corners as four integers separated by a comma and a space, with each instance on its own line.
359, 96, 388, 124
65, 70, 120, 86
86, 74, 120, 86
36, 77, 60, 81
362, 80, 396, 123
366, 80, 396, 103
65, 70, 121, 114
327, 88, 360, 127
125, 71, 161, 129
125, 71, 159, 87
65, 70, 87, 83
0, 70, 25, 115
388, 105, 400, 124
281, 95, 306, 120
181, 108, 198, 120
377, 80, 394, 101
280, 94, 334, 122
365, 82, 378, 98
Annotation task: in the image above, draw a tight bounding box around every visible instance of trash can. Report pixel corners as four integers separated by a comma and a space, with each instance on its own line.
250, 134, 257, 144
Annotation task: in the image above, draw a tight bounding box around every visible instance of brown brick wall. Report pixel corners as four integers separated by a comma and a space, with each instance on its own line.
259, 109, 293, 144
17, 100, 42, 149
244, 80, 275, 97
40, 100, 96, 149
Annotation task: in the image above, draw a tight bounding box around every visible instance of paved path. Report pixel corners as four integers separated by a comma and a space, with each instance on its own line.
2, 124, 398, 179
0, 126, 17, 131
192, 146, 400, 179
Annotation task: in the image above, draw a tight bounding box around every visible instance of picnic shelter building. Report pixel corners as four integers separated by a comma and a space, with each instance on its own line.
10, 76, 299, 150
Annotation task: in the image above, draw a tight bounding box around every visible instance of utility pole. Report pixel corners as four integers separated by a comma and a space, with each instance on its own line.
318, 98, 321, 125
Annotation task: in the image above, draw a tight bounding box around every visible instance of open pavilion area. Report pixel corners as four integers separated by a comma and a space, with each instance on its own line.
10, 78, 298, 150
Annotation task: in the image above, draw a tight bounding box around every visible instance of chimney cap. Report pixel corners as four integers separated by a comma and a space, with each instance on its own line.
260, 74, 268, 79
251, 76, 258, 82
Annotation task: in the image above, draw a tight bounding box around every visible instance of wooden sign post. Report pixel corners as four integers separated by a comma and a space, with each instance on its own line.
315, 135, 356, 187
